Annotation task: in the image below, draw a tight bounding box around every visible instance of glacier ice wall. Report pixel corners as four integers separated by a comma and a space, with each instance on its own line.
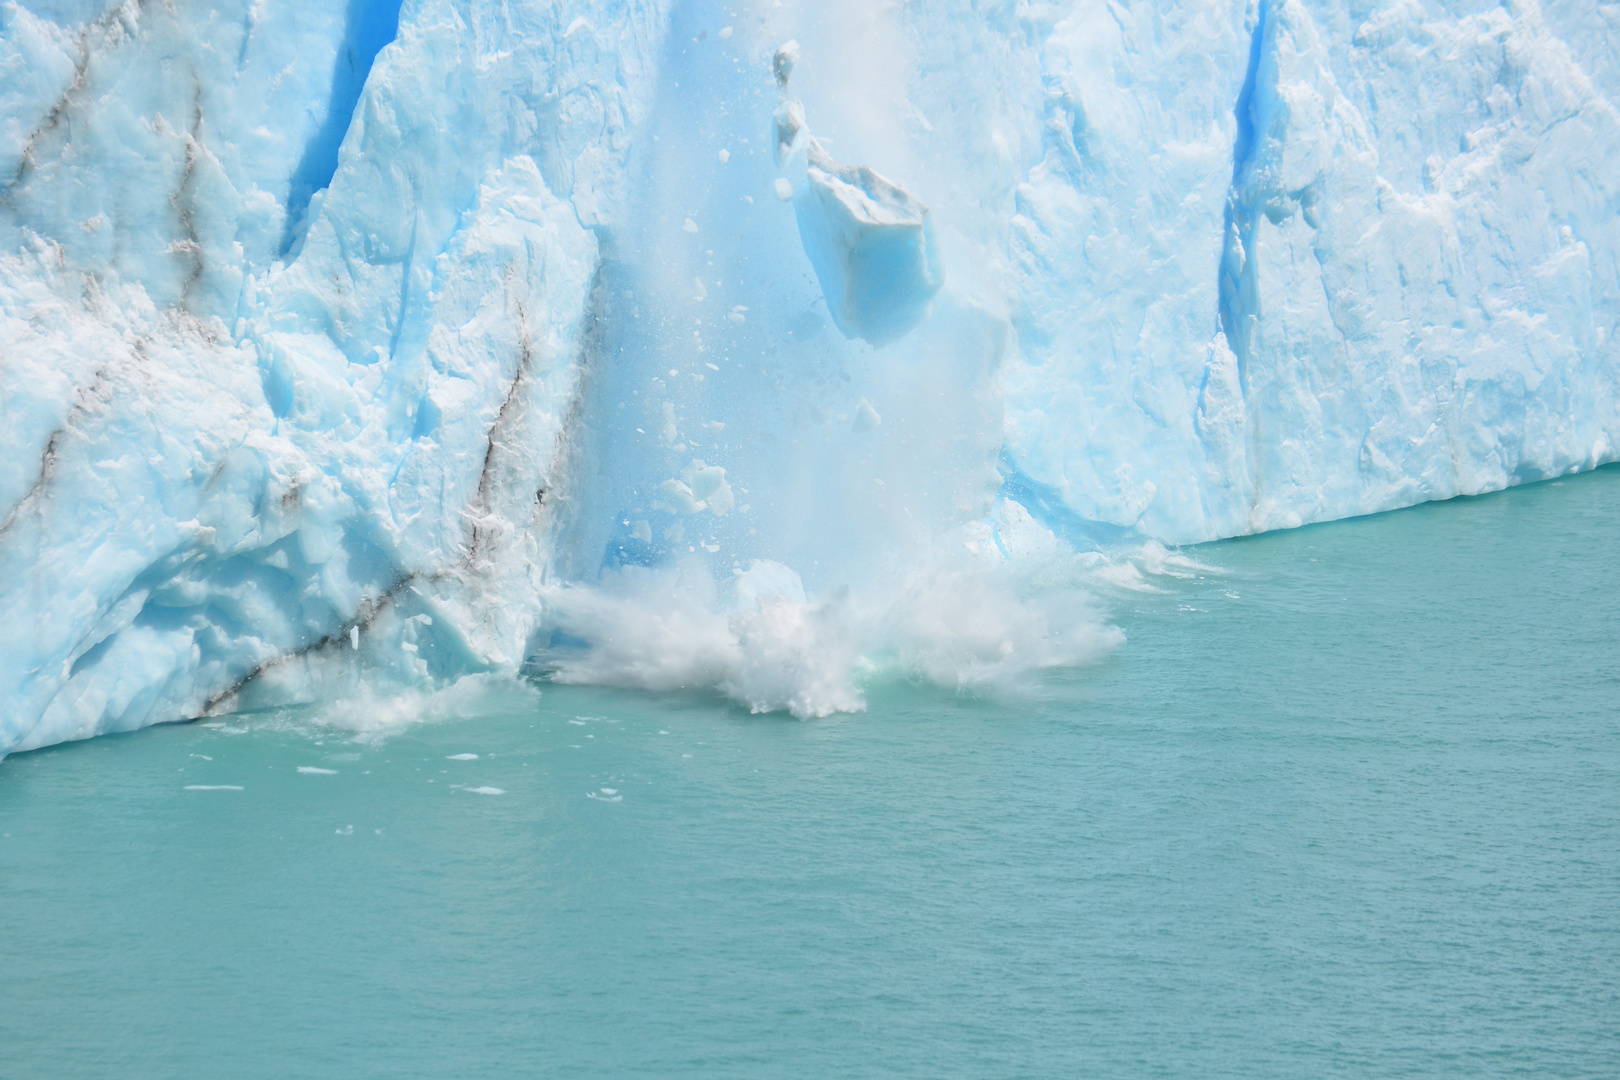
2, 0, 1618, 753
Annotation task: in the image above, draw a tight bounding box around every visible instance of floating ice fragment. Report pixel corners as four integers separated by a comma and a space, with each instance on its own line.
298, 766, 338, 775
446, 753, 478, 760
465, 787, 505, 795
774, 178, 793, 202
795, 151, 944, 347
185, 785, 244, 791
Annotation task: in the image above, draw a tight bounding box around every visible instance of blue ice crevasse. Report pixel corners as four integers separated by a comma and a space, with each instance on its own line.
793, 150, 944, 348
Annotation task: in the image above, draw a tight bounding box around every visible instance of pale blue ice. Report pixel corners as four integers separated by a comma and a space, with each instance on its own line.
2, 0, 1618, 754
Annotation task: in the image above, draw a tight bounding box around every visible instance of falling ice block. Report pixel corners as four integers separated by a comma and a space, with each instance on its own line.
793, 151, 944, 347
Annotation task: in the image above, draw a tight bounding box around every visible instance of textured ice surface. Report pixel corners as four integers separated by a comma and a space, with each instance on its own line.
794, 150, 944, 347
2, 0, 1618, 753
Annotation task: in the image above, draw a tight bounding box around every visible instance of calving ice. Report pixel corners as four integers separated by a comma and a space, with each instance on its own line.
1, 0, 1616, 754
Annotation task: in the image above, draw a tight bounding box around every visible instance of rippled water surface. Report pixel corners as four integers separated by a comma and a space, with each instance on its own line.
4, 468, 1619, 1078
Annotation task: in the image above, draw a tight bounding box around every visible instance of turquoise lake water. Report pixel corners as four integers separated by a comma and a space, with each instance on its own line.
4, 468, 1619, 1078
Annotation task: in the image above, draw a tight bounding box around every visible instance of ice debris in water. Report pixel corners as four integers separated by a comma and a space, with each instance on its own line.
794, 151, 945, 347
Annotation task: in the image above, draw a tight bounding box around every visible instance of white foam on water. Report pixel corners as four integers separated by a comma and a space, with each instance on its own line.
251, 672, 543, 743
446, 754, 479, 761
464, 787, 505, 796
297, 767, 338, 775
534, 550, 1126, 719
184, 785, 244, 791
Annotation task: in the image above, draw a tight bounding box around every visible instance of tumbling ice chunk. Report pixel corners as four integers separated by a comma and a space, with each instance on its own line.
732, 560, 807, 611
773, 40, 799, 87
773, 99, 806, 166
793, 151, 944, 347
853, 399, 882, 433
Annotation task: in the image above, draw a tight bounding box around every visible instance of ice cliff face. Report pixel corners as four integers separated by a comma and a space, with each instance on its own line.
0, 0, 667, 749
2, 0, 1617, 753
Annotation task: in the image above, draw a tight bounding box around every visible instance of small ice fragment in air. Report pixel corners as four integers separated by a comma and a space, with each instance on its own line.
350, 626, 359, 650
773, 99, 805, 165
774, 178, 793, 201
853, 398, 882, 431
465, 787, 505, 796
774, 40, 799, 86
631, 520, 652, 542
718, 148, 730, 163
742, 195, 754, 204
719, 26, 732, 39
447, 753, 478, 761
794, 151, 944, 346
693, 277, 707, 301
684, 460, 735, 515
298, 766, 338, 775
655, 478, 705, 515
683, 218, 699, 233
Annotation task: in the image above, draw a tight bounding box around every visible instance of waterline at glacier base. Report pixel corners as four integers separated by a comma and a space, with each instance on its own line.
4, 468, 1618, 1077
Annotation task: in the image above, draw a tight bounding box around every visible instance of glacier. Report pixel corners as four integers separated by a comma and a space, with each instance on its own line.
1, 0, 1616, 754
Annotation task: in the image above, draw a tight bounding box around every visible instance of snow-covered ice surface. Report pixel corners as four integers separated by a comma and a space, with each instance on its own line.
1, 0, 1617, 753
